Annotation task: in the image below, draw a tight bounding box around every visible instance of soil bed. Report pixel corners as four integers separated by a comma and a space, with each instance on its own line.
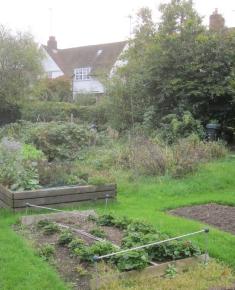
169, 203, 235, 235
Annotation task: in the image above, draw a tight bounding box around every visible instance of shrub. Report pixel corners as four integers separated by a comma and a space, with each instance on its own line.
32, 77, 72, 102
172, 136, 227, 177
159, 111, 205, 144
20, 101, 80, 122
0, 138, 41, 190
120, 136, 167, 176
26, 122, 93, 161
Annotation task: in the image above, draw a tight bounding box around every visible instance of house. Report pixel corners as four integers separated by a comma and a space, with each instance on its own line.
42, 36, 127, 96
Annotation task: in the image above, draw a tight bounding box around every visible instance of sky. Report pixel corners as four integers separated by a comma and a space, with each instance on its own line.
0, 0, 235, 48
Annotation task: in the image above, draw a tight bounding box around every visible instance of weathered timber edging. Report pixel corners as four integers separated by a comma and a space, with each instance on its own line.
90, 254, 207, 290
0, 184, 116, 210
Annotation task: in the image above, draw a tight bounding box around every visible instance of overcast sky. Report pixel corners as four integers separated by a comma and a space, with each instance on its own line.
1, 0, 235, 48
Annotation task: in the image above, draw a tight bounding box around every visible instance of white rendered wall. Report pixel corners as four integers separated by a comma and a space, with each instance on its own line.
41, 48, 64, 79
73, 79, 104, 94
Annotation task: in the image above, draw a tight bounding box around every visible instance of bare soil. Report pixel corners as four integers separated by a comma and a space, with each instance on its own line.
17, 211, 123, 290
169, 203, 235, 235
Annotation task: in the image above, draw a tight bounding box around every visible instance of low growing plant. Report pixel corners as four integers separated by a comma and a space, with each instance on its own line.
38, 243, 55, 261
58, 230, 74, 246
89, 227, 107, 239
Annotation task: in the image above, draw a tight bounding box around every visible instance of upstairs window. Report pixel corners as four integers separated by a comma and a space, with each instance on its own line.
74, 67, 91, 81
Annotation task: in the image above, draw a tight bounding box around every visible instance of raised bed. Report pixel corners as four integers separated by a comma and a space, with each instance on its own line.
90, 254, 207, 289
0, 184, 116, 210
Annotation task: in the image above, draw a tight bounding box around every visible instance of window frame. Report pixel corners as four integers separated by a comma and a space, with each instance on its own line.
74, 67, 91, 81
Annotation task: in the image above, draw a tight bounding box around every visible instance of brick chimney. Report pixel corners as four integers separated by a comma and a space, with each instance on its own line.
209, 9, 225, 31
47, 36, 57, 50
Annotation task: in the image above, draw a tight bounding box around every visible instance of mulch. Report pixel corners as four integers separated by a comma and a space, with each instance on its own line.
169, 203, 235, 235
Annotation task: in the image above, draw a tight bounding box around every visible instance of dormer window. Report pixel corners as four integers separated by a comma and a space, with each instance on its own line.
74, 67, 91, 81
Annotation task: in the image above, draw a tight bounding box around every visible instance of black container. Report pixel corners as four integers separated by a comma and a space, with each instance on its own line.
206, 123, 221, 141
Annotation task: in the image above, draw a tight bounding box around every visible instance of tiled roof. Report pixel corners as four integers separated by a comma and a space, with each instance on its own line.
43, 40, 127, 77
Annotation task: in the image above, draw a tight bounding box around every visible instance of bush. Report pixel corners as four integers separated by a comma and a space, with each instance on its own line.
159, 111, 205, 144
172, 135, 227, 177
20, 101, 80, 122
120, 136, 167, 176
32, 77, 72, 102
0, 138, 41, 190
25, 122, 94, 161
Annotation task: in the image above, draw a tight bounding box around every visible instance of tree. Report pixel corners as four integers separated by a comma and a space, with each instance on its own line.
0, 25, 42, 114
108, 0, 235, 132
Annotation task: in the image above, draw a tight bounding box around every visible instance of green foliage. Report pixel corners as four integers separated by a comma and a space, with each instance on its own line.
150, 240, 201, 262
37, 219, 51, 229
97, 214, 116, 226
126, 221, 157, 235
0, 26, 42, 110
20, 101, 80, 122
42, 223, 60, 235
32, 77, 71, 102
164, 264, 177, 278
58, 230, 74, 246
159, 111, 205, 144
0, 138, 41, 190
38, 244, 55, 261
89, 227, 106, 238
74, 241, 116, 262
112, 250, 149, 271
22, 144, 45, 161
68, 238, 85, 253
107, 1, 235, 131
26, 122, 93, 161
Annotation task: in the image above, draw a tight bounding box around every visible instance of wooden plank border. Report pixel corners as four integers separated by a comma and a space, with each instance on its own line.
90, 254, 208, 289
0, 184, 117, 210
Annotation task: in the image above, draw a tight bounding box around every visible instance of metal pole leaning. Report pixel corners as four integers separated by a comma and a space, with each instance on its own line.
94, 229, 209, 261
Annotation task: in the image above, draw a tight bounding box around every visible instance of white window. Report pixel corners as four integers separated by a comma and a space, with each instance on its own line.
74, 67, 91, 81
47, 71, 53, 78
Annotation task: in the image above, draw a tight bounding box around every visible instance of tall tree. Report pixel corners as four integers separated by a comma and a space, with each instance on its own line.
0, 26, 42, 107
108, 0, 235, 131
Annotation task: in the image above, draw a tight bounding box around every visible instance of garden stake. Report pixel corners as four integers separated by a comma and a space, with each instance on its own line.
105, 194, 110, 211
93, 255, 99, 290
204, 228, 210, 264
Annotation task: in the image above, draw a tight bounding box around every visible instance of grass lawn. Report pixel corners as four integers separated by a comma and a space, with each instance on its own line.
0, 157, 235, 289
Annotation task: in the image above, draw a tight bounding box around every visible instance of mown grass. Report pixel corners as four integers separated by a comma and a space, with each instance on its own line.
0, 158, 235, 289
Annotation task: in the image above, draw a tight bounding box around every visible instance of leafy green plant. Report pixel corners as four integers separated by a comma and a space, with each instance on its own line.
164, 264, 177, 278
68, 238, 85, 253
38, 243, 55, 261
42, 223, 60, 235
97, 214, 116, 226
74, 241, 116, 262
126, 221, 157, 235
37, 219, 51, 229
150, 240, 201, 262
58, 230, 74, 246
112, 250, 149, 271
74, 265, 89, 276
114, 216, 132, 230
89, 227, 106, 239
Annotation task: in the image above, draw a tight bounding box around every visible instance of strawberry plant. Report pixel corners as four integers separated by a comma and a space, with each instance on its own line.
58, 230, 74, 246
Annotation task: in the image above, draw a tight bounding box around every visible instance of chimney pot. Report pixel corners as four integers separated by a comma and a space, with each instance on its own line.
47, 36, 57, 50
